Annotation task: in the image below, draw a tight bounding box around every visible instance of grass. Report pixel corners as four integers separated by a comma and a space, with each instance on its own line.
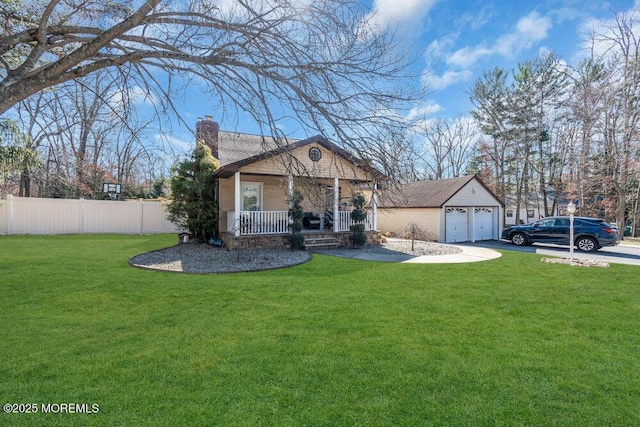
1, 234, 639, 426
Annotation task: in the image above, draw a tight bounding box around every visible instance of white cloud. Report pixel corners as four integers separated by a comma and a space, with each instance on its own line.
366, 0, 439, 32
495, 11, 552, 58
462, 6, 493, 31
576, 2, 640, 62
106, 85, 158, 110
129, 86, 158, 106
424, 35, 457, 60
422, 69, 473, 90
155, 133, 193, 155
405, 102, 443, 121
441, 11, 552, 71
447, 45, 493, 68
517, 11, 552, 41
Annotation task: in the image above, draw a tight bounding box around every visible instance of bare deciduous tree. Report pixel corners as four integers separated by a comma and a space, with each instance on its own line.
591, 9, 640, 229
1, 0, 421, 180
12, 69, 162, 198
420, 115, 477, 180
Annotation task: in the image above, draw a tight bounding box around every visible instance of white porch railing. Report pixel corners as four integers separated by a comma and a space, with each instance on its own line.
227, 210, 289, 235
226, 210, 374, 235
336, 210, 374, 232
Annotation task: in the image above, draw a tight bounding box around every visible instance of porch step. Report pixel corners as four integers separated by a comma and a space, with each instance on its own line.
304, 236, 340, 250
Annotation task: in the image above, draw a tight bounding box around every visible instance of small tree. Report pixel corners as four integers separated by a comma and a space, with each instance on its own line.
402, 222, 435, 251
289, 190, 305, 250
349, 193, 368, 247
166, 141, 219, 243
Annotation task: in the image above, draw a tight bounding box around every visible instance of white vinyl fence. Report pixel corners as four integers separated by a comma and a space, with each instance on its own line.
0, 196, 181, 235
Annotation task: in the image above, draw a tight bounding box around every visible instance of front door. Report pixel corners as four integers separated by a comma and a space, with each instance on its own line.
242, 182, 263, 211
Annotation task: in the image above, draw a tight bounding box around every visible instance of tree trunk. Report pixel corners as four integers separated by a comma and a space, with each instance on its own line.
19, 169, 31, 197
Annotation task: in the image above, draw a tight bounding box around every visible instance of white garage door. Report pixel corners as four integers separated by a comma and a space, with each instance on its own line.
445, 207, 469, 243
474, 208, 494, 241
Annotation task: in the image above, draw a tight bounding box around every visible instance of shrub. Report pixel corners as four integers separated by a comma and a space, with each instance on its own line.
290, 232, 305, 250
350, 193, 368, 248
166, 141, 220, 243
289, 190, 305, 250
349, 223, 367, 247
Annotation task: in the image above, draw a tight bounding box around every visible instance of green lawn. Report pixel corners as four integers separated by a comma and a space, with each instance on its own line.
1, 234, 638, 426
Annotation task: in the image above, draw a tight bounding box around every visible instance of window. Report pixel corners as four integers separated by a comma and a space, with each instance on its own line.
537, 218, 556, 227
527, 209, 535, 218
506, 209, 514, 218
242, 182, 262, 211
309, 147, 322, 162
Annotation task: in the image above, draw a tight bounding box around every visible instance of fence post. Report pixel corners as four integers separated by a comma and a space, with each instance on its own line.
139, 199, 144, 235
7, 194, 13, 235
79, 198, 85, 234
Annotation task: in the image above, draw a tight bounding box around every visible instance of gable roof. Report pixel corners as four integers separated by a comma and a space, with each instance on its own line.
216, 131, 289, 167
214, 132, 382, 179
378, 175, 502, 208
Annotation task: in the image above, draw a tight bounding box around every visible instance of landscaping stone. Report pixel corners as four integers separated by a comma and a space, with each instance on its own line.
541, 257, 610, 268
130, 238, 462, 273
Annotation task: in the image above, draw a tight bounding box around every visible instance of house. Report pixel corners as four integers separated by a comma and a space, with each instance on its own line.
504, 192, 562, 225
377, 175, 504, 243
195, 116, 382, 248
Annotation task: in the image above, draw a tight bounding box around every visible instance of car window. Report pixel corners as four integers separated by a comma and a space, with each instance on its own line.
578, 218, 604, 224
555, 218, 569, 226
536, 218, 556, 227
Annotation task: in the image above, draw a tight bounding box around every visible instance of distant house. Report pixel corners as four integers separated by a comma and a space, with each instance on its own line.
504, 192, 562, 225
195, 116, 382, 248
377, 175, 504, 243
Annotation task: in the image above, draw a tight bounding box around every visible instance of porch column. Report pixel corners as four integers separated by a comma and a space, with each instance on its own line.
372, 183, 378, 231
333, 177, 339, 232
288, 174, 294, 232
288, 174, 294, 208
234, 171, 241, 237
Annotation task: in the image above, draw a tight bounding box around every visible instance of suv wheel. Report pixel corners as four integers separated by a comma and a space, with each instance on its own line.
576, 236, 597, 252
511, 232, 527, 246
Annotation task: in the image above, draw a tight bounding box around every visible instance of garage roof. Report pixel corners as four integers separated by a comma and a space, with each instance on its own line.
378, 175, 501, 208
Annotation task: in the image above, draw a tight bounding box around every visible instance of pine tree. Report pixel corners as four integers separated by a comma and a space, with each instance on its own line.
166, 141, 220, 243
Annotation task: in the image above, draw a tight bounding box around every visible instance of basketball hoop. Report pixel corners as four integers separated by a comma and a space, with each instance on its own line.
102, 182, 121, 200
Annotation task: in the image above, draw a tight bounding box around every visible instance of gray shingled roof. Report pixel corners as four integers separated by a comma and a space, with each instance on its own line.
378, 175, 477, 208
217, 131, 300, 167
214, 131, 384, 180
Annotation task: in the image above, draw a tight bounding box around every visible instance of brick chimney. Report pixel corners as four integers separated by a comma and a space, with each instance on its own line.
196, 115, 219, 158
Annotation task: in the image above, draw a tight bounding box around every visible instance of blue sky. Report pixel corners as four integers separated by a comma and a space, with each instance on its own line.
413, 0, 637, 117
157, 0, 638, 156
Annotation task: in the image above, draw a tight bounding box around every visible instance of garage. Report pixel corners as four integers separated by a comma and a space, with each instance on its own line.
445, 207, 469, 243
473, 207, 494, 241
377, 175, 504, 244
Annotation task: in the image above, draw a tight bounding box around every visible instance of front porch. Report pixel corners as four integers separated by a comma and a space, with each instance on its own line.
219, 171, 378, 240
220, 229, 382, 250
226, 209, 375, 235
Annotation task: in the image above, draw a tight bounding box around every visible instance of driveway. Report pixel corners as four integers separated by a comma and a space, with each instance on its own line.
459, 240, 640, 266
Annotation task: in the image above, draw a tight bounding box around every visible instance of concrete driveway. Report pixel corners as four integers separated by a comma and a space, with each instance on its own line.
459, 240, 640, 266
313, 245, 502, 264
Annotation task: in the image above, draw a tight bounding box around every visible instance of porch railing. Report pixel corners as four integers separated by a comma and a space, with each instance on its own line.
226, 210, 374, 235
336, 210, 374, 232
227, 211, 289, 235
